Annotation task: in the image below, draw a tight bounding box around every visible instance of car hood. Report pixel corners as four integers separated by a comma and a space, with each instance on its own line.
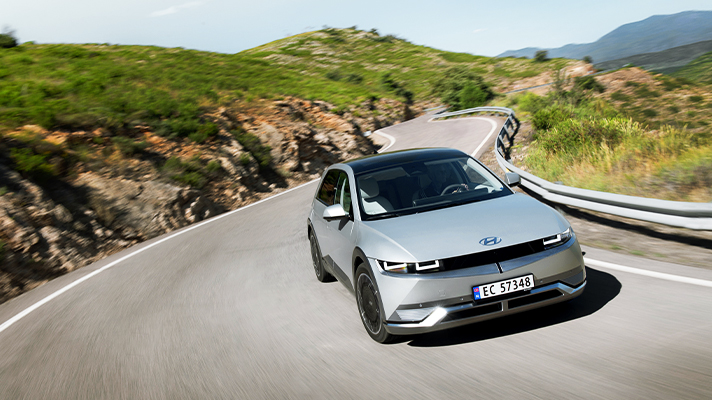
358, 193, 570, 262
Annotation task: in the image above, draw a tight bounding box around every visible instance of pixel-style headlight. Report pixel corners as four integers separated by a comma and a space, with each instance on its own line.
377, 260, 441, 274
543, 227, 573, 249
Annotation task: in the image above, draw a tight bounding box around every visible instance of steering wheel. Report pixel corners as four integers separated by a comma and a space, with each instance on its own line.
440, 184, 469, 195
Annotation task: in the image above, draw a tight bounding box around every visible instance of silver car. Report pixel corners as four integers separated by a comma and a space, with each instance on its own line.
307, 148, 586, 343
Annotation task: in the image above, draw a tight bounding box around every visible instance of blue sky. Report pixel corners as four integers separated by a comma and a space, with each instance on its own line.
1, 0, 710, 56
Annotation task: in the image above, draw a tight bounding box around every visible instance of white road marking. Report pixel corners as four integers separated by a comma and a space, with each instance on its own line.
374, 130, 396, 153
586, 258, 712, 288
0, 180, 319, 335
4, 114, 710, 337
427, 116, 498, 158
468, 118, 497, 158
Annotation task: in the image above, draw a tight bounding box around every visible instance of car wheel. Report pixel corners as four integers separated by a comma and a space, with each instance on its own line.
355, 265, 394, 343
309, 231, 333, 282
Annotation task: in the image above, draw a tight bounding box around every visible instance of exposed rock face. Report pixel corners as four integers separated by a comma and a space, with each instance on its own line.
0, 96, 419, 304
75, 174, 218, 239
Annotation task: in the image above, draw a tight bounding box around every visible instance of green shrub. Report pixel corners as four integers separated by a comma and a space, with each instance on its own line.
517, 92, 547, 114
188, 121, 219, 143
325, 70, 342, 81
111, 136, 148, 155
331, 104, 348, 115
380, 72, 413, 104
634, 86, 659, 98
172, 171, 205, 187
610, 91, 629, 102
0, 33, 18, 49
574, 76, 604, 93
206, 159, 222, 173
161, 156, 208, 188
439, 52, 482, 63
232, 130, 272, 170
345, 73, 363, 84
689, 95, 704, 103
641, 109, 658, 118
533, 50, 548, 63
10, 148, 56, 179
668, 105, 680, 114
536, 117, 628, 155
433, 66, 493, 110
239, 153, 251, 166
458, 83, 489, 109
532, 106, 570, 131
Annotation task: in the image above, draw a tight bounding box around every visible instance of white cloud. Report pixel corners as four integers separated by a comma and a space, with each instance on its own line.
472, 29, 487, 34
150, 1, 204, 17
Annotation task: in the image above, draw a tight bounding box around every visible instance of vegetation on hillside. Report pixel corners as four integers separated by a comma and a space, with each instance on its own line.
0, 28, 582, 187
673, 51, 712, 84
508, 71, 712, 202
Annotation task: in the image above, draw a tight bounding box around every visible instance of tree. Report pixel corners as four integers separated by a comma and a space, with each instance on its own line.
0, 27, 18, 48
433, 66, 493, 110
582, 56, 593, 64
534, 50, 549, 62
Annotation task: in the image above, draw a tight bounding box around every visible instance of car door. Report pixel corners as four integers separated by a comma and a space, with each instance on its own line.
327, 170, 356, 286
311, 169, 341, 270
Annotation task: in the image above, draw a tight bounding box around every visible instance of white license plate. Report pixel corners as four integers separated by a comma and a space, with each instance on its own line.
473, 275, 534, 300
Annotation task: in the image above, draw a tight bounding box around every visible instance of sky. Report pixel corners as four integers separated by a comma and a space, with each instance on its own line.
1, 0, 711, 57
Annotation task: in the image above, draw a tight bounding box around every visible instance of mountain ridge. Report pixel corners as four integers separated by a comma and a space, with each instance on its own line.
498, 10, 712, 63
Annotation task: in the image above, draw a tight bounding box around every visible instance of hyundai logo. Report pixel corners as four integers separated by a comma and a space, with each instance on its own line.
479, 236, 502, 246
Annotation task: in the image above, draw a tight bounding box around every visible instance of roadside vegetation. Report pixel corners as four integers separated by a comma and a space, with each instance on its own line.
0, 27, 581, 188
507, 68, 712, 202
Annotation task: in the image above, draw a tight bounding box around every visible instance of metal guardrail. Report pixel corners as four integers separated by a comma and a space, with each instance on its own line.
432, 107, 712, 231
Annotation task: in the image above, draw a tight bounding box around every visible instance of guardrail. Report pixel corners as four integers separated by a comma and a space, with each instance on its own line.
432, 107, 712, 231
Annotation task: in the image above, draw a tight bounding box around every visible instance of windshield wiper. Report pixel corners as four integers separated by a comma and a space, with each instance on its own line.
367, 212, 403, 220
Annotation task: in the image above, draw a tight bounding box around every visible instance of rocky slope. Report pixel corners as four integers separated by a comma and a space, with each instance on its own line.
0, 97, 420, 303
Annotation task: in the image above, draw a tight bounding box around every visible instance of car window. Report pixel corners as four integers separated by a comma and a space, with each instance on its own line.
317, 169, 341, 205
457, 158, 506, 192
335, 172, 352, 214
355, 155, 512, 219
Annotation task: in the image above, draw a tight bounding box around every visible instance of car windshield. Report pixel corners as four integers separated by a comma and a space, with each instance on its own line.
356, 155, 513, 219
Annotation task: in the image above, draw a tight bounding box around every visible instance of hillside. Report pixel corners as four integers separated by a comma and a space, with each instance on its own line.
499, 10, 712, 63
0, 28, 586, 303
673, 51, 712, 83
594, 40, 712, 74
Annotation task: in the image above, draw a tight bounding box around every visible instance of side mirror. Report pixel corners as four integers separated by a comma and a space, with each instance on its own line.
505, 172, 521, 187
323, 204, 348, 220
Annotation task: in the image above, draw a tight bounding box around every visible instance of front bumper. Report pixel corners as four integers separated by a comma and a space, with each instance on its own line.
383, 279, 585, 335
368, 237, 586, 335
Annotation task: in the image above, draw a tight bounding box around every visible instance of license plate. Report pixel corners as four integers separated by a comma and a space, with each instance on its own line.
473, 275, 534, 300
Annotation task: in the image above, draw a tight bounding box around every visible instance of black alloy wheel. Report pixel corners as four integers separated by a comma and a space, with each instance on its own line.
355, 266, 394, 343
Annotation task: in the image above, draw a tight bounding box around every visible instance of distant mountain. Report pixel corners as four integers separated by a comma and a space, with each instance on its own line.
594, 39, 712, 74
498, 10, 712, 63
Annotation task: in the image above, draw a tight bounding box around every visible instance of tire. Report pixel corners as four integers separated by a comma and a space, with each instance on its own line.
309, 231, 333, 282
355, 265, 395, 344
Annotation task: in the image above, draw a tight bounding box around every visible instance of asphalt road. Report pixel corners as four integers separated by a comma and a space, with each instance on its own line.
1, 112, 711, 399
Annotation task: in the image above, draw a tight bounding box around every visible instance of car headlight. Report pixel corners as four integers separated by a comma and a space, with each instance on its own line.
377, 259, 441, 274
542, 227, 573, 249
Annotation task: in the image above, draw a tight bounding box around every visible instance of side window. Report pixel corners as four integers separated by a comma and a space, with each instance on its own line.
317, 169, 340, 205
334, 172, 352, 214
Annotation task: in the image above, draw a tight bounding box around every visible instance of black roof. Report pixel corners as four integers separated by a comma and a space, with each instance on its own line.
344, 148, 467, 174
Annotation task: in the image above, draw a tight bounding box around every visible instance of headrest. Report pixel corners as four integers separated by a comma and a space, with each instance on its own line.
359, 178, 379, 199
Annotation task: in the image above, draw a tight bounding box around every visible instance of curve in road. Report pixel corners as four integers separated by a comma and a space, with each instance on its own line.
1, 111, 711, 399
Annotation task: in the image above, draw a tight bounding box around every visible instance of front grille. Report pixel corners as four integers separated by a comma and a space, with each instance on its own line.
439, 239, 546, 272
